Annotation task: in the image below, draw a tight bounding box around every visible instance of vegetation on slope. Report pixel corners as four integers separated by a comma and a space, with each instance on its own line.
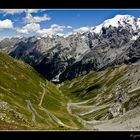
0, 52, 82, 130
1, 50, 140, 130
60, 64, 140, 127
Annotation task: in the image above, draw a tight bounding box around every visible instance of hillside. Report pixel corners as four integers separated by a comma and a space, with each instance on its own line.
0, 52, 82, 130
60, 64, 140, 130
1, 51, 140, 130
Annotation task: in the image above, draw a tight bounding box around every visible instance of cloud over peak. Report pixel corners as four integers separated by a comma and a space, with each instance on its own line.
73, 26, 91, 34
38, 24, 70, 37
25, 13, 51, 23
16, 23, 40, 34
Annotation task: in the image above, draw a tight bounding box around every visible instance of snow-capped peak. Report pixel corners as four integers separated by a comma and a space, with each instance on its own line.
103, 15, 135, 28
65, 14, 140, 37
93, 14, 139, 34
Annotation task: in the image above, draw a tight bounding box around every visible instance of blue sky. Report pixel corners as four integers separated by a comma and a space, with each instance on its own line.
0, 9, 140, 38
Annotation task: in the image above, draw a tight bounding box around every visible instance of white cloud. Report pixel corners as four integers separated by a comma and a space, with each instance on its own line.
0, 9, 47, 15
16, 23, 40, 34
64, 26, 90, 37
51, 24, 66, 31
16, 28, 28, 34
16, 22, 72, 37
73, 26, 91, 34
0, 9, 26, 15
25, 13, 51, 23
37, 24, 66, 37
27, 9, 46, 14
0, 19, 13, 29
67, 26, 72, 29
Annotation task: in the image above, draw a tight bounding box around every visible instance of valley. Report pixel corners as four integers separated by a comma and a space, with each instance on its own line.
1, 51, 140, 130
0, 13, 140, 130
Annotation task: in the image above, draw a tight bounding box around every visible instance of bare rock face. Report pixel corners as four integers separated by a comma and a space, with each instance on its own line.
106, 85, 128, 118
0, 100, 28, 124
0, 113, 7, 121
0, 101, 8, 110
1, 15, 140, 82
109, 102, 122, 117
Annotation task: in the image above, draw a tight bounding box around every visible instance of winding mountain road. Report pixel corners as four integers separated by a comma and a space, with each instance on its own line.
26, 100, 51, 128
38, 81, 77, 129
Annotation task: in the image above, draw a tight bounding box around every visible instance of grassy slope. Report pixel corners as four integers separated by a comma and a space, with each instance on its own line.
60, 64, 140, 122
61, 65, 128, 101
0, 52, 82, 130
1, 50, 140, 130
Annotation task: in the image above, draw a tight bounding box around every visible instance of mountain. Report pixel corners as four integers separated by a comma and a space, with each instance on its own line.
59, 15, 140, 81
0, 15, 140, 82
0, 51, 82, 130
1, 14, 140, 130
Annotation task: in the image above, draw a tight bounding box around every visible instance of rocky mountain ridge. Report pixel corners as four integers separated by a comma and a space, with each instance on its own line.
0, 14, 140, 82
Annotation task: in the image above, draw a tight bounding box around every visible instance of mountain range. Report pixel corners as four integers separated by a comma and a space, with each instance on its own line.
1, 14, 140, 130
0, 15, 140, 82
